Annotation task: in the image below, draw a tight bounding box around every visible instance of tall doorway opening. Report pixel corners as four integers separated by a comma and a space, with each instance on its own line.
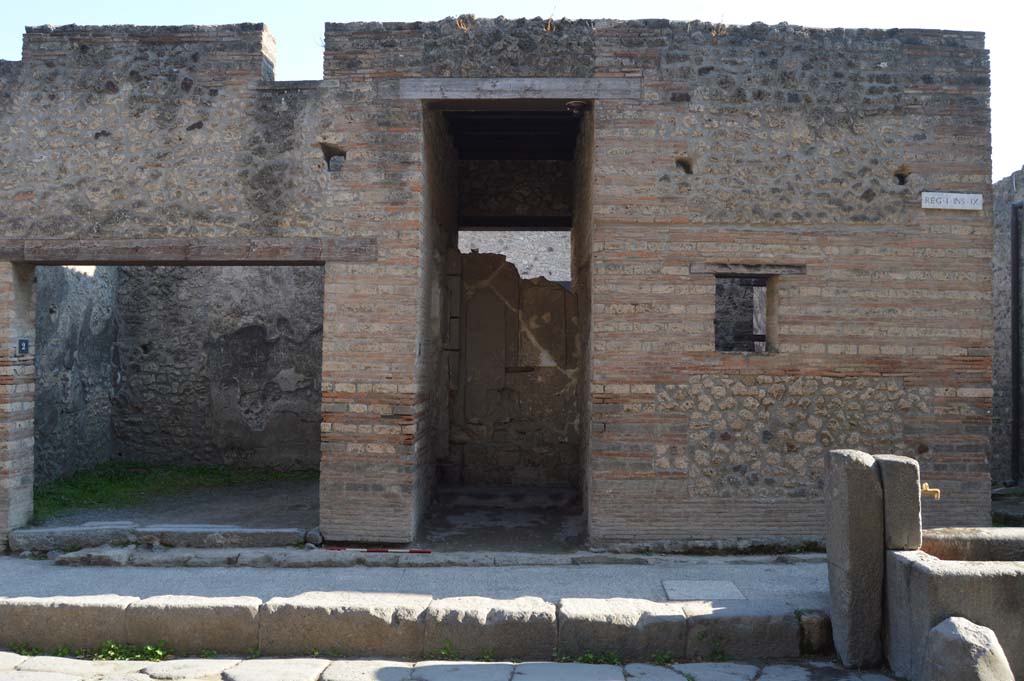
419, 102, 594, 551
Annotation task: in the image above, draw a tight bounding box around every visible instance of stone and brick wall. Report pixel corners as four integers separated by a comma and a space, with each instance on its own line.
0, 18, 994, 543
585, 21, 991, 539
992, 166, 1024, 485
0, 264, 35, 538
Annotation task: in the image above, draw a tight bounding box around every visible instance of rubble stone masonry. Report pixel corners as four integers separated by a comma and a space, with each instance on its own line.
0, 18, 993, 543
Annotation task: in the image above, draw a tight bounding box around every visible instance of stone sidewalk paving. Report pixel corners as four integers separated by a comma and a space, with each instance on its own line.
0, 653, 898, 680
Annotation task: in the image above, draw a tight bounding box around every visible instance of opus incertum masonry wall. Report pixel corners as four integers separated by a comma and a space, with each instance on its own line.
0, 18, 993, 545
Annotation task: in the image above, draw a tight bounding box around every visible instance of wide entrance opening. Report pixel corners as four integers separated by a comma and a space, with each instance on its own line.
418, 102, 594, 551
29, 264, 323, 533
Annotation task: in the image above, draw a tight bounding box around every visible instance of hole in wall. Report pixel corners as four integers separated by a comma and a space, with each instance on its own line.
319, 143, 346, 172
676, 156, 694, 174
894, 165, 911, 186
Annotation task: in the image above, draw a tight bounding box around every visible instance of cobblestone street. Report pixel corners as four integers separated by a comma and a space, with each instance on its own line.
0, 654, 898, 680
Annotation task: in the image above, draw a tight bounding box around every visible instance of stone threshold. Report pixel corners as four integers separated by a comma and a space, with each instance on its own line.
0, 592, 832, 661
8, 523, 314, 553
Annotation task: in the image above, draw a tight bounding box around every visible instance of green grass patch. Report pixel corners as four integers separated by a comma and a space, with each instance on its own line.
33, 461, 317, 524
13, 640, 172, 662
555, 651, 623, 665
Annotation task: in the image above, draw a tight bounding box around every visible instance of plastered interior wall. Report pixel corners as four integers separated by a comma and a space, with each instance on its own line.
413, 107, 459, 528
447, 252, 581, 487
0, 18, 994, 542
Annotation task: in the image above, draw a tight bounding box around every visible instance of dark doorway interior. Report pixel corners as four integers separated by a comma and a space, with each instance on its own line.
419, 104, 593, 551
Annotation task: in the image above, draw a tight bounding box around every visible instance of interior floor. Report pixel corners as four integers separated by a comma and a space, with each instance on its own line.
35, 479, 319, 529
418, 486, 585, 553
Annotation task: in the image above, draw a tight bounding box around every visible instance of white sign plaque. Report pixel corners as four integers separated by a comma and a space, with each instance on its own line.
921, 192, 983, 211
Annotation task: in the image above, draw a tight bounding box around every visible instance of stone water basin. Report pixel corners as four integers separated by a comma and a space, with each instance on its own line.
885, 527, 1024, 680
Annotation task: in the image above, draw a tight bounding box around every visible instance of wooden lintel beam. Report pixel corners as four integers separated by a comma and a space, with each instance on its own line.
459, 150, 575, 160
399, 77, 643, 100
459, 215, 573, 230
689, 263, 808, 276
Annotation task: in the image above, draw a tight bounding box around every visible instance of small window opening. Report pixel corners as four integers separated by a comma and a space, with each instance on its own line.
676, 156, 694, 174
894, 165, 911, 186
714, 275, 774, 352
319, 143, 346, 172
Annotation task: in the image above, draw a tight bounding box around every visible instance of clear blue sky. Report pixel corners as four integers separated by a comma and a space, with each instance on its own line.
2, 0, 1021, 179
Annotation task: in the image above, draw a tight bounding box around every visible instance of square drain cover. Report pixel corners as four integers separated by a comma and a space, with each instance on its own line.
663, 580, 745, 601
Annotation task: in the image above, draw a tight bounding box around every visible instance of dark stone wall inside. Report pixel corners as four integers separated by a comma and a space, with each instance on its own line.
33, 266, 117, 485
993, 166, 1024, 484
34, 264, 325, 483
110, 265, 324, 470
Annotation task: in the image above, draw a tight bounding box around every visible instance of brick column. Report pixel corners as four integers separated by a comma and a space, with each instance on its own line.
319, 261, 419, 543
0, 263, 35, 542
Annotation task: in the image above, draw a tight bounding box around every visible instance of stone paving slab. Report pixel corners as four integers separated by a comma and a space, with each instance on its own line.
221, 659, 330, 681
513, 662, 622, 680
140, 658, 242, 680
0, 555, 828, 608
0, 657, 901, 680
672, 662, 761, 680
409, 661, 514, 680
663, 581, 745, 601
0, 651, 27, 670
320, 659, 413, 681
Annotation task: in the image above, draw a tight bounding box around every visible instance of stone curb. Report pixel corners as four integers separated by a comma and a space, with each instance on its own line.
0, 592, 830, 660
424, 596, 557, 660
0, 595, 139, 650
125, 596, 262, 655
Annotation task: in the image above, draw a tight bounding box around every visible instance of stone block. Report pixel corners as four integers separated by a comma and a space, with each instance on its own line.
222, 659, 330, 681
885, 549, 1024, 680
423, 596, 556, 660
259, 591, 431, 657
921, 617, 1013, 681
623, 663, 687, 680
124, 595, 261, 654
557, 598, 687, 660
875, 454, 922, 550
321, 659, 413, 681
797, 609, 833, 654
515, 662, 624, 680
8, 524, 137, 552
0, 595, 139, 650
671, 662, 760, 680
824, 449, 884, 668
142, 658, 243, 680
136, 525, 305, 548
922, 527, 1024, 561
15, 656, 147, 677
410, 661, 516, 680
54, 545, 132, 566
682, 601, 800, 659
0, 651, 25, 670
